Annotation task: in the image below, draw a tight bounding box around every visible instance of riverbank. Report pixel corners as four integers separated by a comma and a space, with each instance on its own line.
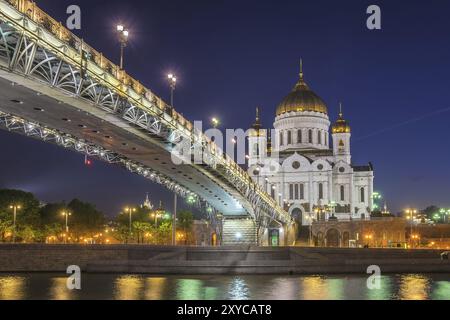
0, 244, 449, 274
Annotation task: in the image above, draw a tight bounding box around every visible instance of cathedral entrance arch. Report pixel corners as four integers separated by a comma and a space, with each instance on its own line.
291, 207, 303, 225
326, 229, 340, 247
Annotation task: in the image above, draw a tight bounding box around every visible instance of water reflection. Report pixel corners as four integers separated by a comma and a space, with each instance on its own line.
366, 276, 393, 300
0, 276, 26, 300
50, 277, 78, 300
228, 277, 250, 300
300, 276, 328, 300
145, 278, 167, 300
397, 274, 431, 300
176, 279, 204, 300
432, 280, 450, 300
114, 275, 144, 300
0, 273, 447, 300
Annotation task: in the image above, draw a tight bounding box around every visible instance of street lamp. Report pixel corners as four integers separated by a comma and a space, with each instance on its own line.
9, 204, 21, 243
124, 207, 137, 237
405, 209, 418, 248
167, 74, 177, 108
152, 201, 165, 228
211, 117, 220, 128
116, 24, 129, 70
61, 211, 72, 243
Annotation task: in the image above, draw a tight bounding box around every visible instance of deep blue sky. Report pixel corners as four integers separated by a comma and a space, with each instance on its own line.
1, 0, 449, 216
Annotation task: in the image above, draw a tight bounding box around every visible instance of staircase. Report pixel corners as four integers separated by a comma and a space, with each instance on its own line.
222, 218, 257, 246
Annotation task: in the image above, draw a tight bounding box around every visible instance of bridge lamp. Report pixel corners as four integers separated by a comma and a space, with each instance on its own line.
9, 205, 21, 243
116, 24, 129, 70
167, 74, 177, 108
211, 117, 220, 128
235, 232, 242, 240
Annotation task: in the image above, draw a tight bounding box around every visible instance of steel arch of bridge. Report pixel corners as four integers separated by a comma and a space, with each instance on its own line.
0, 0, 292, 243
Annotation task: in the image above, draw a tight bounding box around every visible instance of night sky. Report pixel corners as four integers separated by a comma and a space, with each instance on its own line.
1, 0, 449, 216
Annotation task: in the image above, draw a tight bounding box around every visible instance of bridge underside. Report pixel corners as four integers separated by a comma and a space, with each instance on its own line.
0, 2, 293, 246
0, 73, 249, 216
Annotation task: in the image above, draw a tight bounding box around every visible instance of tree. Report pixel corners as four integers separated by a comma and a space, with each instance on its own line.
67, 199, 106, 236
0, 189, 41, 242
422, 206, 440, 220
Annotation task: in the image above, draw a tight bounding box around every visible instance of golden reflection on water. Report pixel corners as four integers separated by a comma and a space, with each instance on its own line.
145, 277, 166, 300
398, 274, 431, 300
300, 276, 337, 300
114, 275, 144, 300
50, 277, 77, 300
0, 276, 26, 300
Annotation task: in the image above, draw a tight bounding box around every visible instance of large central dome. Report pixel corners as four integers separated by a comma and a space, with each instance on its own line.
276, 69, 328, 116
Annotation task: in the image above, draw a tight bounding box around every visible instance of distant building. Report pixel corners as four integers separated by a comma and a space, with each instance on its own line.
141, 193, 154, 210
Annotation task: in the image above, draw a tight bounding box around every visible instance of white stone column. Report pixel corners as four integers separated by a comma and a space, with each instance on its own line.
350, 174, 355, 218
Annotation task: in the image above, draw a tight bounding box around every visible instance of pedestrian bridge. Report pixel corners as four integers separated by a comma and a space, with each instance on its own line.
0, 0, 293, 245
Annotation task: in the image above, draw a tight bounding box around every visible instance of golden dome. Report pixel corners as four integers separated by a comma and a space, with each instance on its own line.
332, 104, 351, 134
276, 65, 328, 116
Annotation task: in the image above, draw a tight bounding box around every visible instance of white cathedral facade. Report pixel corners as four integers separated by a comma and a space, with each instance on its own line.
248, 66, 374, 226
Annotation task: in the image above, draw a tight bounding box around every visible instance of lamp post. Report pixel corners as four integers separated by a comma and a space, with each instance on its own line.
152, 204, 164, 228
124, 207, 136, 238
307, 212, 314, 247
405, 209, 417, 248
9, 204, 21, 243
211, 117, 220, 129
172, 194, 177, 246
116, 25, 129, 70
167, 74, 177, 108
62, 211, 72, 244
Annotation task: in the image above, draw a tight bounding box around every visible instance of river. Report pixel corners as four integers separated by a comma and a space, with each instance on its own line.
0, 273, 448, 300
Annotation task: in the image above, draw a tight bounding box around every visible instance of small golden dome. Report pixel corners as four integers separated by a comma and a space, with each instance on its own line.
332, 104, 351, 134
276, 63, 328, 116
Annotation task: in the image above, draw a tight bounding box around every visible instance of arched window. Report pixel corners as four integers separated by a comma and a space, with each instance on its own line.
325, 134, 328, 146
340, 185, 345, 201
308, 130, 313, 144
287, 131, 292, 145
360, 188, 365, 203
318, 183, 324, 200
297, 130, 302, 143
318, 131, 322, 145
280, 132, 284, 146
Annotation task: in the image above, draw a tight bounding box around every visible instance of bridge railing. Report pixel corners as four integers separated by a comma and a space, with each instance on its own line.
6, 0, 195, 132
2, 0, 288, 221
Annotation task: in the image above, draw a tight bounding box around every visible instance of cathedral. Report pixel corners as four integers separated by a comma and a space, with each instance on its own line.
248, 64, 374, 226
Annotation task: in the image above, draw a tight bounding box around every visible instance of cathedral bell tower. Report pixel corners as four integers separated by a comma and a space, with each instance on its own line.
248, 107, 267, 168
332, 103, 352, 164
